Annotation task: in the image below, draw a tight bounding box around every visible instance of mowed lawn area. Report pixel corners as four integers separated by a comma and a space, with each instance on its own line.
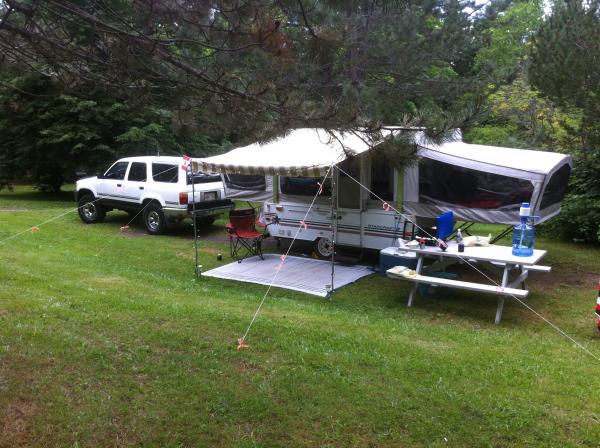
1, 187, 599, 447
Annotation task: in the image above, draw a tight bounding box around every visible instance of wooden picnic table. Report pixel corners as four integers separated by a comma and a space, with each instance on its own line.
385, 241, 550, 324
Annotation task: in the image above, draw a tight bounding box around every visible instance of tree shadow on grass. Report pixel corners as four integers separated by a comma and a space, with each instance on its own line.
0, 188, 74, 206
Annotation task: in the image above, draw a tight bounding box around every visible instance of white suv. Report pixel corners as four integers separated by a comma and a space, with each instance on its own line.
75, 156, 233, 234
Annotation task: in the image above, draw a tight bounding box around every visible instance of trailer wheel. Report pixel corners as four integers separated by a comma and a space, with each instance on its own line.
315, 237, 334, 259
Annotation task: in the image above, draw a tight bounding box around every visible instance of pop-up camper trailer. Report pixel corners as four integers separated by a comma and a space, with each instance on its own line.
196, 128, 572, 257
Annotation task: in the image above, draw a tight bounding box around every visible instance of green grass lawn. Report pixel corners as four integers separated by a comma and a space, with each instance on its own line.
1, 187, 599, 447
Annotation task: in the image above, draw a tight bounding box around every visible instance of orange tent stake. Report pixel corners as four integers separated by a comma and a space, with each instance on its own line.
237, 338, 248, 350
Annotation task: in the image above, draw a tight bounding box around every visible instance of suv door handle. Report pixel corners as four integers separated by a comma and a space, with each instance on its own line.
117, 183, 122, 187
139, 186, 144, 190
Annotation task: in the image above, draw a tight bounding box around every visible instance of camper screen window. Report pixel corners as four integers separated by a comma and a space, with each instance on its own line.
187, 173, 222, 185
223, 174, 266, 191
281, 177, 331, 197
418, 159, 534, 209
152, 163, 179, 183
370, 157, 394, 201
539, 164, 571, 209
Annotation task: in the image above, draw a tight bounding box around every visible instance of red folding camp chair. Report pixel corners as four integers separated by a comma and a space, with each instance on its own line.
226, 209, 268, 262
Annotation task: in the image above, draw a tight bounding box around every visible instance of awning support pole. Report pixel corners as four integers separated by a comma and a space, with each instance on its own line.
191, 165, 200, 279
329, 165, 337, 297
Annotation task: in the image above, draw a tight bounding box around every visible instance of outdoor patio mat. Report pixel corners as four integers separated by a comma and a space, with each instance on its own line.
203, 254, 374, 297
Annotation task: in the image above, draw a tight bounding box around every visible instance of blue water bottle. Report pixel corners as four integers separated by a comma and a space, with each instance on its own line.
512, 203, 535, 256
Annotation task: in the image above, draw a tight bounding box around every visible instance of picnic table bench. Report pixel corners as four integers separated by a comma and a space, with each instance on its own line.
385, 241, 550, 324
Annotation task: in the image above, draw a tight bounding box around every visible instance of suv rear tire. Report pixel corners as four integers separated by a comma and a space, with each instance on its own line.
143, 203, 167, 235
78, 194, 106, 224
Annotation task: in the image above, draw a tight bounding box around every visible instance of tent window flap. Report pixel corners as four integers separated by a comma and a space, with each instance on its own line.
539, 164, 571, 210
223, 174, 266, 191
281, 177, 331, 197
337, 158, 361, 208
370, 155, 394, 201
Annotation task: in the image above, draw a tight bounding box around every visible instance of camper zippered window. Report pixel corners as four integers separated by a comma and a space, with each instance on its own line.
418, 158, 534, 209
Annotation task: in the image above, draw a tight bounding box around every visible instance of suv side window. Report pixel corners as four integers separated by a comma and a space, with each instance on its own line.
128, 162, 147, 182
103, 161, 129, 180
152, 163, 179, 183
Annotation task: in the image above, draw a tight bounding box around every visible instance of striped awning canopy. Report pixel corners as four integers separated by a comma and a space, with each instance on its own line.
194, 128, 384, 177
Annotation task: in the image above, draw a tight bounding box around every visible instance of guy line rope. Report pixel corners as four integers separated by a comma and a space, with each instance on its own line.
237, 164, 334, 350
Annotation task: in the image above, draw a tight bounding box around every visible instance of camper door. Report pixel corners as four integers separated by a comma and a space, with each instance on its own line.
336, 157, 364, 247
362, 153, 401, 249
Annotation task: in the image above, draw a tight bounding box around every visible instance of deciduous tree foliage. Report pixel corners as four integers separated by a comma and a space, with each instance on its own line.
464, 0, 550, 147
473, 0, 543, 83
465, 75, 582, 149
529, 0, 600, 242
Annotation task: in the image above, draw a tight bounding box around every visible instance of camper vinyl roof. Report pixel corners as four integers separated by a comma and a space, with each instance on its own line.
196, 128, 571, 178
196, 128, 383, 176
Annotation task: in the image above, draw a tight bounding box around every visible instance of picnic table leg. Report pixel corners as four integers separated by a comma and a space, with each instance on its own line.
495, 264, 511, 324
407, 254, 424, 307
519, 264, 526, 290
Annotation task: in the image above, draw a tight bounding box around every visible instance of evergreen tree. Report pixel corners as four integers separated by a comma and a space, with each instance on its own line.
0, 75, 226, 191
0, 1, 504, 137
0, 1, 522, 191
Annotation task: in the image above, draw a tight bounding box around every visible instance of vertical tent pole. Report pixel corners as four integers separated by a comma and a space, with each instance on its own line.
191, 163, 199, 279
330, 165, 337, 296
273, 174, 279, 203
